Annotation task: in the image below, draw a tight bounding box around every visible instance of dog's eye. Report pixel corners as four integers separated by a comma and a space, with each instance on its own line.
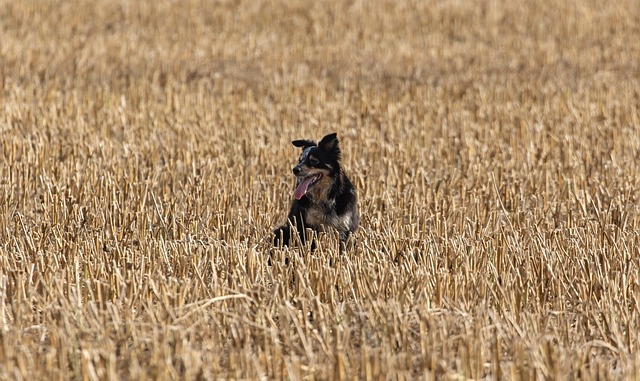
309, 157, 319, 165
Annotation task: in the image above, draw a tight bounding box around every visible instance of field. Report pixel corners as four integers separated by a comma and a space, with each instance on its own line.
1, 0, 640, 379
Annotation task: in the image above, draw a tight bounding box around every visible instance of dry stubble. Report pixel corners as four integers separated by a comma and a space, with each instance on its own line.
1, 0, 640, 379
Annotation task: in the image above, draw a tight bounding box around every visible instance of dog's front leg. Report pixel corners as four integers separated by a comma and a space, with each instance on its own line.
273, 225, 292, 247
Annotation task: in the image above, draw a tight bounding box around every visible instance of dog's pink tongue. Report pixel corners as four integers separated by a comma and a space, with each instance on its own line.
294, 177, 314, 200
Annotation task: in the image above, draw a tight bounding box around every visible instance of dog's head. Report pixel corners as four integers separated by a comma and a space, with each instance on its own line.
290, 133, 341, 200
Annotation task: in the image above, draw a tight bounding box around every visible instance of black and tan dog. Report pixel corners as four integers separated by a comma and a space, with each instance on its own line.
273, 133, 358, 248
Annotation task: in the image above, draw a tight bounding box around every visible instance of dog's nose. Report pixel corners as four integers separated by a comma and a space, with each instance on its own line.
292, 166, 301, 175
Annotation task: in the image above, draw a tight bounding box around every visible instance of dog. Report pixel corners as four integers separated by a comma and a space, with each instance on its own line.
273, 132, 359, 248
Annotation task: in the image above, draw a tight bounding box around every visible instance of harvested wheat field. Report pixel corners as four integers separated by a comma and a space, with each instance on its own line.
1, 0, 640, 379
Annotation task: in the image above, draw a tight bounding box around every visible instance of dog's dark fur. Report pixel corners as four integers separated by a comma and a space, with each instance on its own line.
273, 133, 359, 248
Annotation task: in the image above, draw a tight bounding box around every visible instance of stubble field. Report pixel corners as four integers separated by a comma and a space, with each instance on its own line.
1, 0, 640, 379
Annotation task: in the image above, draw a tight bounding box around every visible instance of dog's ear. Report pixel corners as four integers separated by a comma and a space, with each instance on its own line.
318, 133, 340, 155
292, 139, 316, 149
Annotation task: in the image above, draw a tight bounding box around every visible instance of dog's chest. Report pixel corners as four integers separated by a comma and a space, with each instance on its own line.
304, 202, 351, 233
